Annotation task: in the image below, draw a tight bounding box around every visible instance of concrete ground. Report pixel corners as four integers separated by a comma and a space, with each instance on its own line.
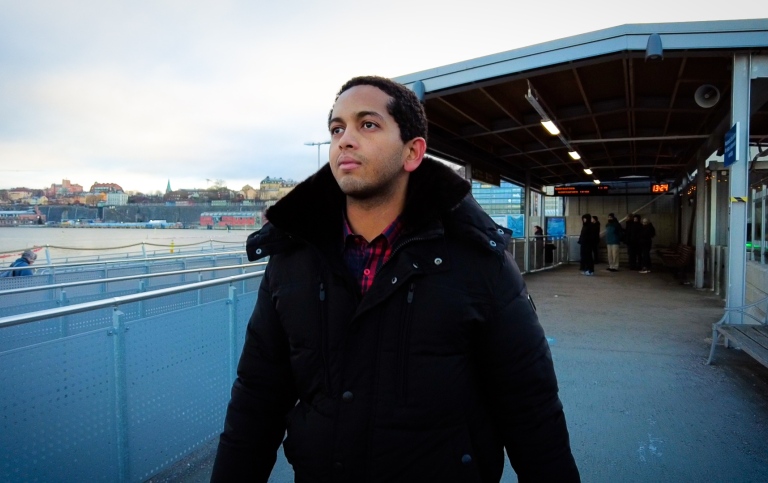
148, 263, 768, 482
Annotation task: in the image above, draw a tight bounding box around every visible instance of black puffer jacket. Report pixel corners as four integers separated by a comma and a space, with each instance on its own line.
212, 159, 579, 483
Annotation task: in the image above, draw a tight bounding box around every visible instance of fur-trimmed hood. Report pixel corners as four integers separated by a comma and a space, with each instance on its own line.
246, 157, 510, 261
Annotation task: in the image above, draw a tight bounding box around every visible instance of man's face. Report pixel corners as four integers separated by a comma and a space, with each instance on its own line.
328, 85, 411, 201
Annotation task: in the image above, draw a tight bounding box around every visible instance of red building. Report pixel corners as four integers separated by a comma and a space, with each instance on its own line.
200, 212, 259, 228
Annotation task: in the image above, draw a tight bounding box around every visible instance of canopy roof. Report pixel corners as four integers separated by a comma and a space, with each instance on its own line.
394, 19, 768, 190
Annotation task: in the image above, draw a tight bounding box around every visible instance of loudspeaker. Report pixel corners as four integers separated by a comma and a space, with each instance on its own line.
694, 84, 720, 108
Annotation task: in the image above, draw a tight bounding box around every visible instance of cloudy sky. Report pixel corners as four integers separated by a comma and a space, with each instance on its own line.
0, 1, 761, 194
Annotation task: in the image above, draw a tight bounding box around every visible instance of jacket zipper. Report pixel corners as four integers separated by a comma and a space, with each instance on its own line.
379, 233, 438, 273
319, 281, 332, 394
397, 282, 416, 400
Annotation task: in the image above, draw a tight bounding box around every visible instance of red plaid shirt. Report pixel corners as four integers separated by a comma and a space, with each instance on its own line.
342, 214, 404, 295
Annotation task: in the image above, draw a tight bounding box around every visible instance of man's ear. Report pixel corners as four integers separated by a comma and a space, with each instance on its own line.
403, 137, 426, 173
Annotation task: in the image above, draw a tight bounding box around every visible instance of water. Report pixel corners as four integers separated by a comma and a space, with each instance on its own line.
0, 226, 252, 261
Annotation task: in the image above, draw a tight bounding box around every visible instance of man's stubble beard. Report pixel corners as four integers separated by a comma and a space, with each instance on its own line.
336, 152, 407, 208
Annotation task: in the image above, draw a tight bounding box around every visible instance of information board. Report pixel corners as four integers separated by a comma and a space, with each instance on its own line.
553, 185, 610, 196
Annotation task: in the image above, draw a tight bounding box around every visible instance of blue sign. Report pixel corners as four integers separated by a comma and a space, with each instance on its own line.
724, 123, 739, 167
546, 217, 565, 238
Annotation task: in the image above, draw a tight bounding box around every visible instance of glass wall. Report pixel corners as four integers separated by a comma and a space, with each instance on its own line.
471, 181, 524, 215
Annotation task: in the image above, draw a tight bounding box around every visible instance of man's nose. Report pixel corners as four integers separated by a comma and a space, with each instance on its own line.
337, 128, 358, 149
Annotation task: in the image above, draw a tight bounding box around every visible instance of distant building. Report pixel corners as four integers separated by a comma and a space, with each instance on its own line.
7, 188, 35, 202
106, 192, 129, 206
259, 177, 296, 201
90, 182, 124, 194
166, 180, 172, 194
46, 179, 84, 198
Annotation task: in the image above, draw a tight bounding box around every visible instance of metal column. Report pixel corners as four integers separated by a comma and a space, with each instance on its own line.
695, 156, 707, 288
726, 54, 751, 313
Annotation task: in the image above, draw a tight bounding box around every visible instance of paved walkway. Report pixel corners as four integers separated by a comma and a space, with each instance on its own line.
149, 264, 768, 482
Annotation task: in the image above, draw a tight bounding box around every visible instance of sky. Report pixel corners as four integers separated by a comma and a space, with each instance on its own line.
0, 1, 763, 194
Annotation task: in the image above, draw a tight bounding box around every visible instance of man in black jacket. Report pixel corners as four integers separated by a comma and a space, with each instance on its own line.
212, 76, 580, 482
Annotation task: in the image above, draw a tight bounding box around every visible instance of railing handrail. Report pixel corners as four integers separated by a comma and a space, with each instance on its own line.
0, 261, 267, 296
33, 247, 247, 271
0, 270, 265, 329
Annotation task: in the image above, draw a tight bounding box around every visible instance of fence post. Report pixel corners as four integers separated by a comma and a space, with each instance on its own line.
110, 308, 129, 482
137, 280, 146, 318
228, 285, 238, 382
58, 290, 70, 337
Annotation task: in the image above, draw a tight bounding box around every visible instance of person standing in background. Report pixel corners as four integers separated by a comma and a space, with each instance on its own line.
604, 214, 622, 272
578, 214, 594, 275
0, 249, 37, 277
534, 224, 545, 268
591, 216, 601, 264
623, 213, 640, 270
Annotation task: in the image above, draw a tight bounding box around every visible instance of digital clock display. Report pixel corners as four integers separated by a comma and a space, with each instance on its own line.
651, 183, 669, 193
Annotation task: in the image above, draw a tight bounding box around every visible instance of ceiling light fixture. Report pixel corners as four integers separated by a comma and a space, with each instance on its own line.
540, 120, 560, 136
525, 81, 595, 181
593, 179, 601, 185
525, 83, 561, 137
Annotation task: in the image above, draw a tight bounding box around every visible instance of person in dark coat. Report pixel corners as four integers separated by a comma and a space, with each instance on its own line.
0, 249, 37, 277
211, 76, 580, 483
623, 213, 641, 270
534, 224, 545, 268
591, 216, 601, 263
638, 217, 657, 273
578, 213, 594, 275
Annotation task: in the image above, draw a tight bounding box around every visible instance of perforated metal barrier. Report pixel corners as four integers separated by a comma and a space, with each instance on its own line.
0, 272, 260, 482
0, 252, 250, 318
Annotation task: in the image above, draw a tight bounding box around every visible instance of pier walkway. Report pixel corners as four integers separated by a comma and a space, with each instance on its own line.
151, 264, 768, 483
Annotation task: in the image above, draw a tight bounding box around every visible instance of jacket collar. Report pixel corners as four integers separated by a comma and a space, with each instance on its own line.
247, 157, 510, 261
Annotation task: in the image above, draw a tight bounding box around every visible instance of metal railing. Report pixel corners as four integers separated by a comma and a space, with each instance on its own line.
0, 270, 263, 483
0, 249, 250, 293
507, 236, 570, 273
0, 260, 266, 319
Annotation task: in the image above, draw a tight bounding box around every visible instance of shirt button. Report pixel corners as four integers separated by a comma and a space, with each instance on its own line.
434, 258, 443, 265
391, 277, 397, 284
363, 268, 371, 276
461, 454, 472, 464
342, 391, 354, 402
412, 262, 419, 268
490, 240, 497, 247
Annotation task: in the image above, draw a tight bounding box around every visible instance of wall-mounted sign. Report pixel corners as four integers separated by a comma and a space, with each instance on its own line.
651, 183, 669, 193
724, 122, 739, 168
470, 167, 500, 186
553, 185, 610, 196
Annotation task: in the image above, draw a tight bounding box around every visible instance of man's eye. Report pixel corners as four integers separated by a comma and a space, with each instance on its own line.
362, 121, 377, 129
330, 126, 344, 135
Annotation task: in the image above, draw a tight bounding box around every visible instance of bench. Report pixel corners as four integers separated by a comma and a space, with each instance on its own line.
707, 296, 768, 368
656, 244, 694, 277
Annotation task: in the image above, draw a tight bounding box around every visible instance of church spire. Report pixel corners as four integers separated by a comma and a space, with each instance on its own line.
166, 180, 172, 194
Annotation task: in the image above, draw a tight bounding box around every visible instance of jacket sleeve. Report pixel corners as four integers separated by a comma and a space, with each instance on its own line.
211, 268, 298, 482
478, 252, 580, 482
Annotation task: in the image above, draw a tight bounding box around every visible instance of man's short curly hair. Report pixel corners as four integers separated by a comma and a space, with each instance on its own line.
330, 76, 428, 144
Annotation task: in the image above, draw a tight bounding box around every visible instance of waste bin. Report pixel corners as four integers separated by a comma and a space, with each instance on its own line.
544, 243, 556, 263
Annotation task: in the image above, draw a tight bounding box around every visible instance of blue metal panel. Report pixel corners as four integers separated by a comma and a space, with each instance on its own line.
0, 330, 119, 482
124, 300, 231, 481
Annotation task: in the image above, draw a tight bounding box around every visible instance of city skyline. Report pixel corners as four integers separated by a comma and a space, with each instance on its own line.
1, 2, 760, 193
